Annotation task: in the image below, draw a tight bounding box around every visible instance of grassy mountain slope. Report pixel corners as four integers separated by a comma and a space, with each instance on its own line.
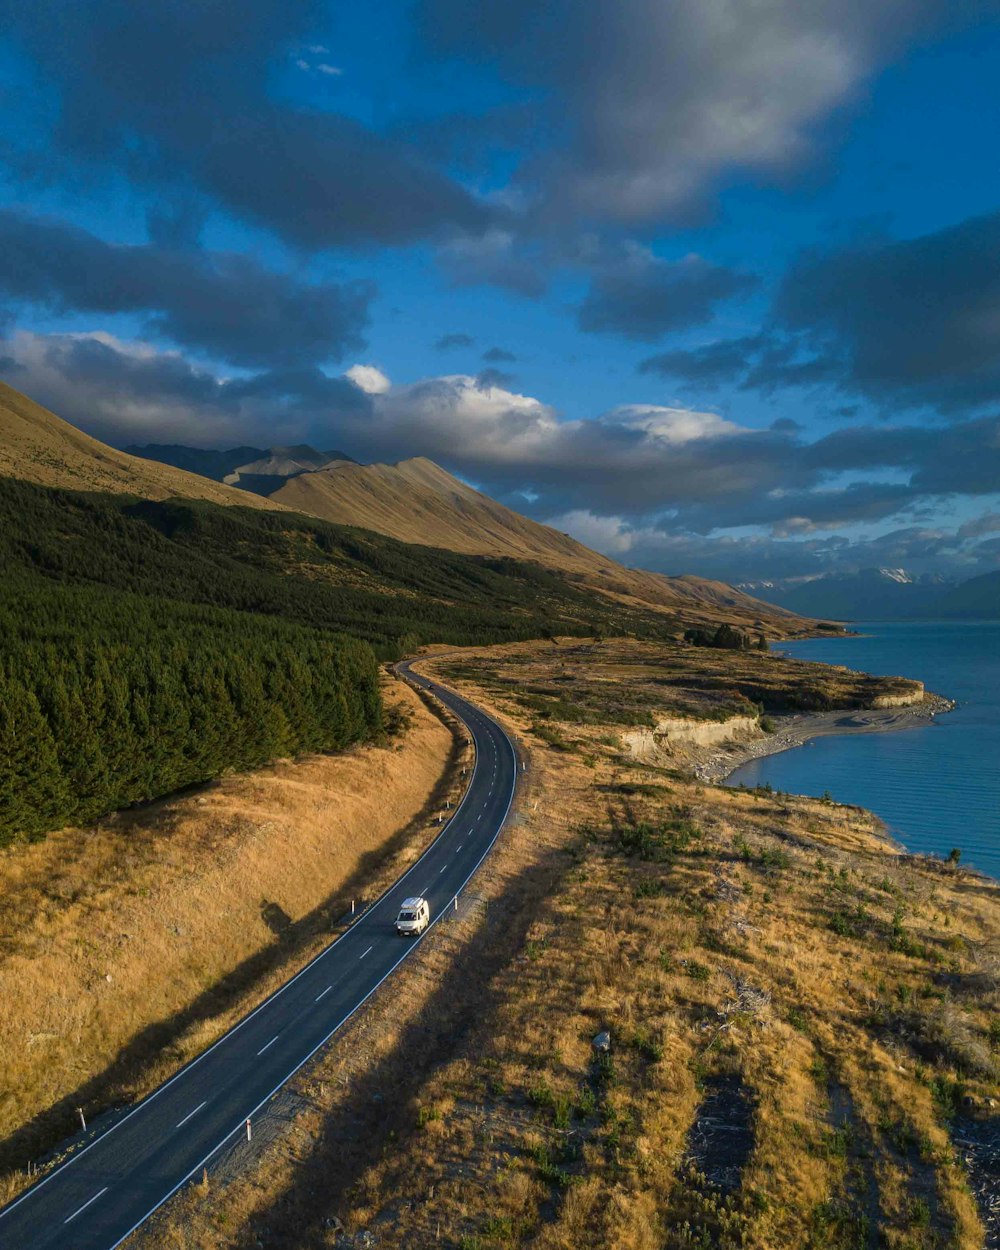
0, 477, 678, 658
0, 382, 284, 510
271, 456, 802, 631
0, 468, 682, 845
0, 380, 812, 638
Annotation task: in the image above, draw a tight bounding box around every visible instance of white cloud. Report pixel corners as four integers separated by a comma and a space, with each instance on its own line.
597, 404, 742, 445
346, 363, 391, 393
3, 330, 247, 443
317, 63, 343, 76
11, 332, 997, 582
4, 334, 763, 509
542, 509, 637, 555
422, 0, 957, 225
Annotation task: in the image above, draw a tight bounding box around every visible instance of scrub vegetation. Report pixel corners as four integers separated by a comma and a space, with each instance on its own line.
0, 476, 690, 847
0, 477, 678, 658
0, 676, 462, 1199
141, 640, 999, 1250
441, 637, 926, 725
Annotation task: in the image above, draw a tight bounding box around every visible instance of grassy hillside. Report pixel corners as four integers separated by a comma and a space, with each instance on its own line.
0, 677, 458, 1196
143, 640, 999, 1250
270, 456, 808, 632
0, 379, 812, 635
0, 429, 808, 846
0, 477, 684, 658
0, 476, 680, 842
0, 382, 284, 510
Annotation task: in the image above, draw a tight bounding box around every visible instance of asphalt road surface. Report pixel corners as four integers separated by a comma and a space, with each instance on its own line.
0, 662, 518, 1250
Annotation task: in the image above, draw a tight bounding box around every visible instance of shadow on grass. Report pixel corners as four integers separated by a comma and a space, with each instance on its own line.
0, 729, 465, 1180
176, 840, 575, 1249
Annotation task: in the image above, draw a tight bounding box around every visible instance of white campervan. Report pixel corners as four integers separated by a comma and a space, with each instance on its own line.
395, 896, 430, 936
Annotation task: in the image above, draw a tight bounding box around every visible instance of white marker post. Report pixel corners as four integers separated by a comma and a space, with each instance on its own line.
246, 1118, 252, 1142
77, 1107, 86, 1132
453, 895, 458, 912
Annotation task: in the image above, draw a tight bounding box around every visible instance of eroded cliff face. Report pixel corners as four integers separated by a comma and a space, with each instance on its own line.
621, 714, 762, 764
871, 683, 925, 709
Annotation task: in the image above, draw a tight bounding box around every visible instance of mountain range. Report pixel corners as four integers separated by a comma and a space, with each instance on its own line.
0, 382, 284, 511
126, 435, 804, 632
40, 382, 1000, 633
739, 565, 1000, 621
123, 442, 356, 495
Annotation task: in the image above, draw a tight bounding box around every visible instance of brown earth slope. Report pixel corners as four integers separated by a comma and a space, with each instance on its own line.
272, 456, 807, 630
0, 379, 812, 633
0, 382, 285, 510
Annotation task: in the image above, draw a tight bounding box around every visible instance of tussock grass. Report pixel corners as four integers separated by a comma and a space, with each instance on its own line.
440, 637, 926, 724
0, 675, 459, 1197
128, 641, 998, 1249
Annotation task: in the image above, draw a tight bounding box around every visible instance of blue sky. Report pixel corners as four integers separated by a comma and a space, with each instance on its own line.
2, 0, 1000, 584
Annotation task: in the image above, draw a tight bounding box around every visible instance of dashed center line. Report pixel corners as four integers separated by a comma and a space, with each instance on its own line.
315, 985, 333, 1002
257, 1035, 279, 1055
175, 1100, 207, 1129
359, 945, 374, 959
64, 1187, 108, 1224
438, 865, 447, 874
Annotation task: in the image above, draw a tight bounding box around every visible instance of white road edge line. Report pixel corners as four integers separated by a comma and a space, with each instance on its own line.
64, 1187, 108, 1224
359, 945, 374, 959
9, 665, 516, 1250
97, 712, 520, 1250
315, 985, 333, 1002
256, 1036, 279, 1056
0, 665, 487, 1227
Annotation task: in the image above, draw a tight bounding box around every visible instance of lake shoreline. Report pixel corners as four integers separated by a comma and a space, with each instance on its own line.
695, 693, 956, 786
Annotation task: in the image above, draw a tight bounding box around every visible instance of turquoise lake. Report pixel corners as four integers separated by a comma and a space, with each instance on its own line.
727, 621, 1000, 878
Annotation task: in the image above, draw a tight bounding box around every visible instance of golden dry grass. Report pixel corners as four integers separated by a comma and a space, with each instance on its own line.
135, 640, 1000, 1250
272, 458, 809, 632
0, 380, 285, 508
442, 636, 925, 722
0, 676, 460, 1197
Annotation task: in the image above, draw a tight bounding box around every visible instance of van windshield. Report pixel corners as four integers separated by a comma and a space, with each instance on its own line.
399, 911, 416, 921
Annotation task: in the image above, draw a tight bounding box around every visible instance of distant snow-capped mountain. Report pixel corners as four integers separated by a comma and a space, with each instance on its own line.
736, 567, 961, 620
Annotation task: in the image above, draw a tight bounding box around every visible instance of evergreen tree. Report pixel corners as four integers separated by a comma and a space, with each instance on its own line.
0, 682, 69, 840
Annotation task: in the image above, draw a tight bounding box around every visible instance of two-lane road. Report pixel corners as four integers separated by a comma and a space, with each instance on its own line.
0, 663, 517, 1250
